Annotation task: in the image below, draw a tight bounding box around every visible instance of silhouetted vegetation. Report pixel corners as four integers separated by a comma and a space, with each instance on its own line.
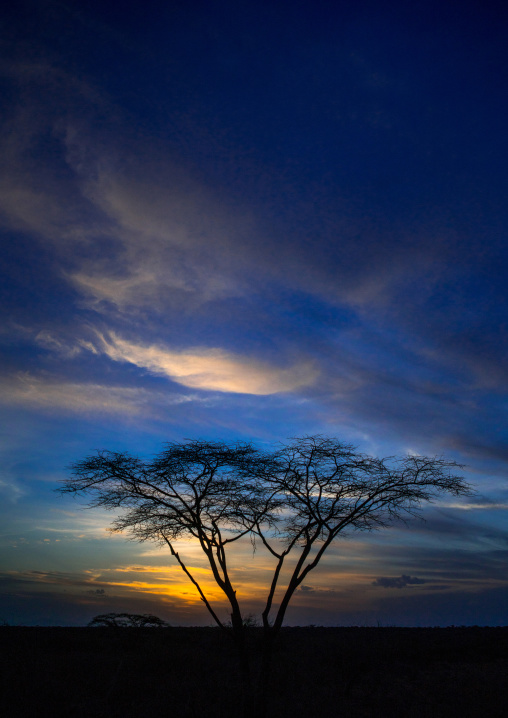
0, 626, 507, 717
88, 612, 170, 628
60, 435, 471, 716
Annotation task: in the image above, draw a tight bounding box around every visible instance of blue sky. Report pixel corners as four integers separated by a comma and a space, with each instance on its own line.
1, 0, 508, 626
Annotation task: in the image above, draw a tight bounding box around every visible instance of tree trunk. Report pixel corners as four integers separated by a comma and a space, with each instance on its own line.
230, 617, 254, 718
254, 629, 276, 718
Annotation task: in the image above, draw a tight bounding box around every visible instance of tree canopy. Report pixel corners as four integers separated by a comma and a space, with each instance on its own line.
88, 612, 170, 628
62, 436, 471, 638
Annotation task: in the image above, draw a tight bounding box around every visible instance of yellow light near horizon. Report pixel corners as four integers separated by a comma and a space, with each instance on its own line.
80, 531, 398, 619
106, 579, 227, 604
83, 557, 378, 612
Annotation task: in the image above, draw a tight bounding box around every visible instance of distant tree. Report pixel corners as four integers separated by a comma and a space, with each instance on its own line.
61, 436, 471, 717
88, 612, 170, 628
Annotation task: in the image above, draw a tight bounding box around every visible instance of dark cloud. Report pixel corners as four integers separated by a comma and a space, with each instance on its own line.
372, 575, 426, 589
446, 435, 508, 465
366, 538, 508, 585
398, 507, 508, 549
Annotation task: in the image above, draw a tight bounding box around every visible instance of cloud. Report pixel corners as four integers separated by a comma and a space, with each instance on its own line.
446, 435, 508, 464
97, 333, 318, 395
0, 476, 26, 503
372, 575, 426, 589
65, 160, 258, 311
1, 31, 507, 491
0, 59, 257, 317
34, 330, 84, 358
0, 55, 445, 323
398, 508, 508, 548
0, 372, 196, 416
442, 502, 508, 511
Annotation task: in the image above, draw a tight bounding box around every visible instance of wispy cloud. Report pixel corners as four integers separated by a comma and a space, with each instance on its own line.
0, 372, 196, 416
0, 475, 26, 503
441, 502, 508, 511
97, 332, 319, 395
0, 56, 444, 324
0, 60, 256, 316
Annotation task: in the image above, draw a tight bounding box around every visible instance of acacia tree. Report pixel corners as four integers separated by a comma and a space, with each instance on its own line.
61, 436, 470, 713
63, 440, 277, 685
88, 612, 170, 628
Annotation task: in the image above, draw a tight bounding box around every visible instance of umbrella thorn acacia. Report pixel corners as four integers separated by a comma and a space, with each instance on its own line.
60, 436, 471, 714
88, 612, 170, 628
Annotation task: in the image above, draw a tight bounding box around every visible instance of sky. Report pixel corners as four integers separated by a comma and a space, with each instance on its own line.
1, 0, 508, 627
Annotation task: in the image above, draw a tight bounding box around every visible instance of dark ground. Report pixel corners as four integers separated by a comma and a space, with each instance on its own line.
1, 626, 507, 717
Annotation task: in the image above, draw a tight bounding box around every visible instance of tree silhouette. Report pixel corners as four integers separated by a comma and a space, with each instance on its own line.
61, 436, 471, 716
88, 612, 170, 628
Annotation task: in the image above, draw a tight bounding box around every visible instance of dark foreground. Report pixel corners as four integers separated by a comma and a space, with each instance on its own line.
1, 626, 507, 717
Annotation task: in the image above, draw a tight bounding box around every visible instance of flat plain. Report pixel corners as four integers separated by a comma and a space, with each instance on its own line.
1, 626, 507, 717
